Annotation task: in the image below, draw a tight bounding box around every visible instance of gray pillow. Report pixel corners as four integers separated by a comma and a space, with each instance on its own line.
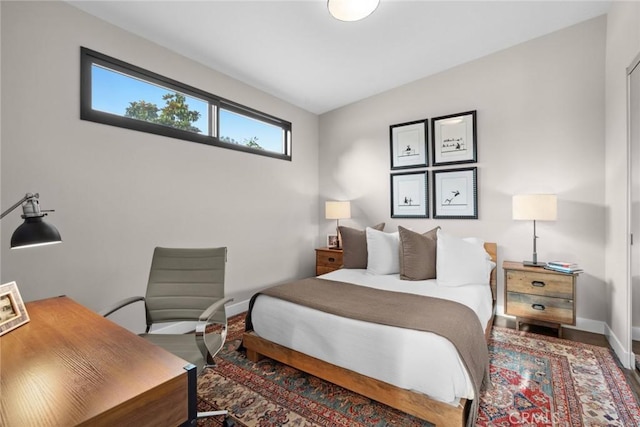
339, 223, 385, 269
398, 226, 439, 280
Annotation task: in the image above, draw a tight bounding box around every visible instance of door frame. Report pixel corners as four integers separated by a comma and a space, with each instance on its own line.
627, 51, 640, 369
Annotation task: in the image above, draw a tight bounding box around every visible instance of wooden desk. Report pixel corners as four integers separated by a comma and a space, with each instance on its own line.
0, 296, 196, 426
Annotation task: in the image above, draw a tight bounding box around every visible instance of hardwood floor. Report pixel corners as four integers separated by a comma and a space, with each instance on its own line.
495, 316, 640, 399
494, 316, 608, 346
633, 340, 640, 393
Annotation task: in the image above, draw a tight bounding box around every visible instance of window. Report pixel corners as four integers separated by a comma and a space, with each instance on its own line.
81, 47, 292, 161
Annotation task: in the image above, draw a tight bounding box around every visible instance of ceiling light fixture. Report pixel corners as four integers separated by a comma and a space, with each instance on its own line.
328, 0, 379, 22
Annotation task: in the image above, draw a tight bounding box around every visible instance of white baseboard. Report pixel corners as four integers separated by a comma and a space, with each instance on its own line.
150, 298, 250, 334
227, 298, 251, 317
496, 304, 605, 335
156, 301, 614, 356
498, 305, 635, 368
156, 302, 609, 336
605, 323, 634, 369
564, 317, 606, 335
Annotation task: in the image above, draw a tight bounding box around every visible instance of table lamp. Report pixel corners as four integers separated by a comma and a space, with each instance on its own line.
0, 193, 62, 249
325, 201, 351, 249
512, 194, 557, 267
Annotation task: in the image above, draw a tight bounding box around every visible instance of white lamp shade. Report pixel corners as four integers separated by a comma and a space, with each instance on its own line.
325, 201, 351, 219
327, 0, 379, 22
512, 194, 557, 221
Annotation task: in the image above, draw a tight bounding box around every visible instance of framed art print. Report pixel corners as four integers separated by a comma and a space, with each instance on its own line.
431, 110, 477, 166
0, 281, 30, 336
432, 167, 478, 219
390, 171, 428, 218
390, 119, 428, 169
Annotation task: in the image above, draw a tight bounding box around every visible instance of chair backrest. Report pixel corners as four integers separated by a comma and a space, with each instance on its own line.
145, 247, 226, 326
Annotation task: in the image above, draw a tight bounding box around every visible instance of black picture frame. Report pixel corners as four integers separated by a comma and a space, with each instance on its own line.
390, 119, 428, 169
390, 171, 429, 218
431, 110, 477, 166
432, 167, 478, 219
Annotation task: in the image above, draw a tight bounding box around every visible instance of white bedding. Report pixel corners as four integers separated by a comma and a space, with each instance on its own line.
250, 268, 493, 403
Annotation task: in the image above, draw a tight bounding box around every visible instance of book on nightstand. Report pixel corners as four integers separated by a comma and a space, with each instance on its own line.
545, 261, 583, 274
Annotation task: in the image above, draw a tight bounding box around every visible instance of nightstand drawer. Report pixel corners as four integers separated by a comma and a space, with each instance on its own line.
506, 292, 574, 324
317, 251, 343, 268
315, 248, 343, 276
506, 269, 573, 298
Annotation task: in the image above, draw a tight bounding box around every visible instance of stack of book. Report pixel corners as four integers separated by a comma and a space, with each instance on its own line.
544, 261, 583, 274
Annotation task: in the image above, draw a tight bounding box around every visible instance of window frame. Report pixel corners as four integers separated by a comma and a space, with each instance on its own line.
80, 47, 292, 161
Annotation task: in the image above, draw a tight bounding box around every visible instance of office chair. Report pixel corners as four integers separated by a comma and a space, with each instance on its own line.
101, 247, 234, 426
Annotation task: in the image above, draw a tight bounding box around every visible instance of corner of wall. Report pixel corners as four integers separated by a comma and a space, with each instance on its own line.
605, 322, 634, 369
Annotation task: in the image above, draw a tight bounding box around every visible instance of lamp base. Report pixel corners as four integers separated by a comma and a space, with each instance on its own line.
523, 260, 546, 268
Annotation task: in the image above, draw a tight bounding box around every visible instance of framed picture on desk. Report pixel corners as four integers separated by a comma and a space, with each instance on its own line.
0, 281, 29, 336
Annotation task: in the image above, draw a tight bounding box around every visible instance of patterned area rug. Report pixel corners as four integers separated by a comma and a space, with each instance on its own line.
478, 328, 640, 426
197, 314, 640, 426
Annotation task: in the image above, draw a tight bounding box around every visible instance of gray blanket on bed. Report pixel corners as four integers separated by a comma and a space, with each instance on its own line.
245, 277, 490, 427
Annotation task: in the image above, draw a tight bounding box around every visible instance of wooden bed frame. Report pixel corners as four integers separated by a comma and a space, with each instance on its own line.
242, 242, 498, 427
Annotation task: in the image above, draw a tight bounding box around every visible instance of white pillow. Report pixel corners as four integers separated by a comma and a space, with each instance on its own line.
436, 229, 494, 286
366, 227, 400, 275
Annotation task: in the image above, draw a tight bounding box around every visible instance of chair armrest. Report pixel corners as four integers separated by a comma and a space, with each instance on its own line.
99, 296, 145, 317
196, 297, 235, 360
198, 297, 234, 322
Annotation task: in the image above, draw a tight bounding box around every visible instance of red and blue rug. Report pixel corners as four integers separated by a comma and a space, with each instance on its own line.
197, 314, 640, 426
478, 328, 640, 426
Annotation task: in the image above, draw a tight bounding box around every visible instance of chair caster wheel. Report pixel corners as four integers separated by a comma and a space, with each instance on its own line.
222, 416, 234, 427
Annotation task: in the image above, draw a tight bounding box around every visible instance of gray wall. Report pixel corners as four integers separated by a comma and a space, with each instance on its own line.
319, 17, 607, 332
2, 1, 633, 367
0, 1, 320, 331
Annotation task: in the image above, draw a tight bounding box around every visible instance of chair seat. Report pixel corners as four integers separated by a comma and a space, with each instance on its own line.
141, 333, 206, 372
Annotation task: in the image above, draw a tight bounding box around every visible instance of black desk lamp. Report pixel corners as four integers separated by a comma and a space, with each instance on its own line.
0, 193, 62, 249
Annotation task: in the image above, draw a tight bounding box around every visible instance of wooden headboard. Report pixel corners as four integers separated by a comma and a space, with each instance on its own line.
484, 242, 498, 302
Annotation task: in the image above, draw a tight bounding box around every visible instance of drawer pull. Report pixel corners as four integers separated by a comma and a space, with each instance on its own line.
531, 281, 546, 287
328, 257, 335, 262
532, 303, 546, 311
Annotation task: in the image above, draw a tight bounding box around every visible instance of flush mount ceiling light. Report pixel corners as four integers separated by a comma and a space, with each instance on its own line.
328, 0, 380, 22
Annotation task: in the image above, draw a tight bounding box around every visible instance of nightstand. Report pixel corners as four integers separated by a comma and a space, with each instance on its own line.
315, 247, 343, 276
503, 261, 578, 338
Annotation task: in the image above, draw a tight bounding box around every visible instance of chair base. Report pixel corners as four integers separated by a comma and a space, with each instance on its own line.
198, 410, 228, 417
198, 411, 233, 426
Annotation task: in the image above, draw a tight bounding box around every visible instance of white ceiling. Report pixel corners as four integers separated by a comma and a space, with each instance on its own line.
68, 1, 610, 114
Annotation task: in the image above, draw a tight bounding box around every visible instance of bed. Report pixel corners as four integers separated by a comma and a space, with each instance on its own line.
242, 229, 497, 427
